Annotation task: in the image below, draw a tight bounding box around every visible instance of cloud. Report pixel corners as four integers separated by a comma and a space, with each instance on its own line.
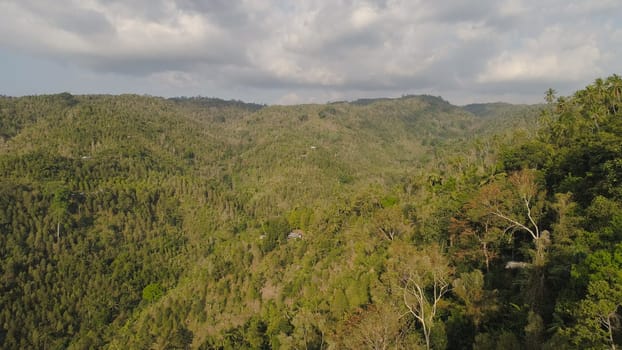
478, 26, 603, 83
0, 1, 245, 72
0, 0, 621, 104
276, 92, 303, 105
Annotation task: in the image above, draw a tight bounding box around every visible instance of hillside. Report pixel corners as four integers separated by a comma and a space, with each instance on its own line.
1, 77, 621, 349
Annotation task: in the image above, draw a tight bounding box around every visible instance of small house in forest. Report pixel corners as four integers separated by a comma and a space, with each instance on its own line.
288, 229, 304, 240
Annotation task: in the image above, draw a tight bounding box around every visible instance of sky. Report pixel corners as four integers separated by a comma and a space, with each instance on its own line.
0, 0, 621, 105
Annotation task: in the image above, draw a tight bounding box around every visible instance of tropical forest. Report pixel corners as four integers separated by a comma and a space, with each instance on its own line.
0, 75, 621, 349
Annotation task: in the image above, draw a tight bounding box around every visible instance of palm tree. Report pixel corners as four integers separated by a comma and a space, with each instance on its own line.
606, 74, 622, 114
545, 88, 557, 104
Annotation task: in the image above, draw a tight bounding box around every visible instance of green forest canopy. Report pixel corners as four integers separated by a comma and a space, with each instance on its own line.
0, 75, 620, 349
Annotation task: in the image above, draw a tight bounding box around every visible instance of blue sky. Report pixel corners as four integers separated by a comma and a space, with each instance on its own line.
1, 0, 621, 105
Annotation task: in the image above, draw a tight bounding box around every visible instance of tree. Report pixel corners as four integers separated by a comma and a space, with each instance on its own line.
337, 304, 415, 350
50, 187, 70, 240
165, 326, 194, 350
373, 206, 411, 241
259, 217, 290, 254
563, 244, 622, 349
545, 88, 557, 104
581, 281, 621, 350
452, 270, 497, 329
450, 214, 504, 272
142, 283, 163, 304
389, 244, 452, 350
289, 309, 326, 350
473, 169, 547, 267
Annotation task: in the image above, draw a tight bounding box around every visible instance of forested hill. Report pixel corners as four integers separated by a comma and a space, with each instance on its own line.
0, 76, 620, 349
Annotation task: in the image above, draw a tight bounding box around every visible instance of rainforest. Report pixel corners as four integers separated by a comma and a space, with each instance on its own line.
0, 76, 621, 349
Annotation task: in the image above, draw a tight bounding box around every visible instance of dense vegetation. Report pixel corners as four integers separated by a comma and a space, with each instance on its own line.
0, 76, 620, 349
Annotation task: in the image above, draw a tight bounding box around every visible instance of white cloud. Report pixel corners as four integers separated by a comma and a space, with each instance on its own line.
350, 5, 379, 29
498, 0, 528, 17
0, 0, 620, 103
478, 26, 602, 83
276, 92, 302, 105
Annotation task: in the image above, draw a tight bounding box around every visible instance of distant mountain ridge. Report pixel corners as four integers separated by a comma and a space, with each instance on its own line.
0, 90, 542, 349
2, 77, 620, 349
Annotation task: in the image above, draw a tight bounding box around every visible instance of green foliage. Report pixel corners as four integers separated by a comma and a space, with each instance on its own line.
259, 217, 290, 254
2, 77, 621, 349
381, 195, 399, 208
286, 207, 313, 230
143, 283, 164, 304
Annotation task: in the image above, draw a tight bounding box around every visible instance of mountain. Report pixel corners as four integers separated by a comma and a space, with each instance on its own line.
1, 77, 620, 349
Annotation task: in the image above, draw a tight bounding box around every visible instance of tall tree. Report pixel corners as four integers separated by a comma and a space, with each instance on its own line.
473, 169, 547, 267
50, 187, 70, 240
389, 244, 452, 350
